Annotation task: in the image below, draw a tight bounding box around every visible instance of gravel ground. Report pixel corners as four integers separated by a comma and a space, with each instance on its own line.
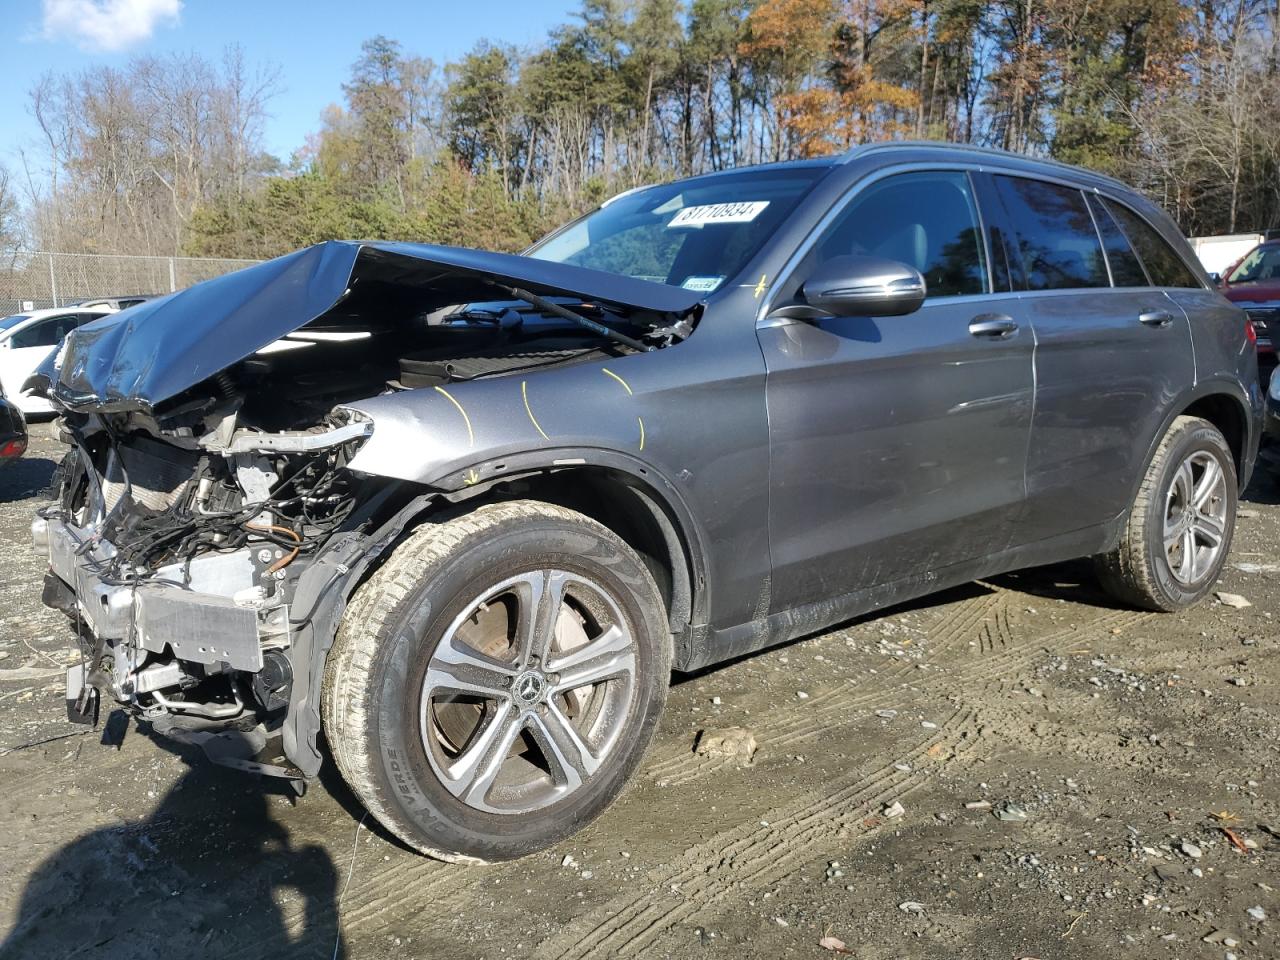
1, 424, 1278, 960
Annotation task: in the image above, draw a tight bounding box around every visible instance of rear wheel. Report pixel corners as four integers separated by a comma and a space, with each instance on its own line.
323, 500, 670, 861
1096, 415, 1237, 611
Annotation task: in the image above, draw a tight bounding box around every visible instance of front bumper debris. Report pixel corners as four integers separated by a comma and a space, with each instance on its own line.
38, 515, 289, 704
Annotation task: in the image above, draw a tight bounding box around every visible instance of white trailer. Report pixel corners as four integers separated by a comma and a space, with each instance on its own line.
1189, 233, 1264, 278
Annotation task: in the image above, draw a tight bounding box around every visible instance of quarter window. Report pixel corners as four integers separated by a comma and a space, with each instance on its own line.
1102, 199, 1202, 288
1085, 194, 1148, 286
810, 171, 988, 299
995, 176, 1109, 290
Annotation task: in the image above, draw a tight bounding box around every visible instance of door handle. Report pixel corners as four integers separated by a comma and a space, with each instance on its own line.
1139, 310, 1173, 327
968, 314, 1019, 339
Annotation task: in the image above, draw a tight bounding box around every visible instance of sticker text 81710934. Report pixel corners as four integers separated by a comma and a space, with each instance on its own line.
668, 201, 769, 227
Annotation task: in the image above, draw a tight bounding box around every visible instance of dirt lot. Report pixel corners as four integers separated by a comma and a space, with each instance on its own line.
1, 425, 1278, 960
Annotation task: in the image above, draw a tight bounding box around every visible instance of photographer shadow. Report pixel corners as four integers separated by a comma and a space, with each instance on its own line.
0, 723, 346, 960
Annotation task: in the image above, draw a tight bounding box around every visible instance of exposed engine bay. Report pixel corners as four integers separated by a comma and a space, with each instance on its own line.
30, 240, 702, 782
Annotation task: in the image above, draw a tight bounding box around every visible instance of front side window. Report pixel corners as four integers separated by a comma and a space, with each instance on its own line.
1102, 199, 1202, 288
528, 167, 828, 292
808, 170, 988, 299
1226, 244, 1280, 285
9, 316, 71, 349
996, 176, 1109, 291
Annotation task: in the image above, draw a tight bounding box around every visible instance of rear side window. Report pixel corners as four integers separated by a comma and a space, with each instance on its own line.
811, 171, 988, 298
1101, 199, 1202, 288
995, 176, 1109, 290
1085, 194, 1148, 286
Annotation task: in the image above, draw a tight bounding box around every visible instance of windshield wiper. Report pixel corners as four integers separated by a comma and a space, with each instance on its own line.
446, 306, 524, 330
495, 284, 655, 353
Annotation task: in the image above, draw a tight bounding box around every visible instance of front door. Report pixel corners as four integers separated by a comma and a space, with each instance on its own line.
757, 169, 1034, 614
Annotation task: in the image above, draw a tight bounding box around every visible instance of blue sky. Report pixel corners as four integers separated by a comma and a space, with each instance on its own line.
4, 0, 577, 166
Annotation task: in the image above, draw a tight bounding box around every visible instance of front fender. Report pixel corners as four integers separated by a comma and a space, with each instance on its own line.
345, 361, 660, 485
341, 323, 775, 650
342, 360, 713, 602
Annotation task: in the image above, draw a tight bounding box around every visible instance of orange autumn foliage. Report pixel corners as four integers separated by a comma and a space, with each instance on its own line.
744, 0, 919, 156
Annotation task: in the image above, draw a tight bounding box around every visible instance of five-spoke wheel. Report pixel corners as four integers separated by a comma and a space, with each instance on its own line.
1163, 450, 1228, 586
324, 501, 670, 861
421, 570, 637, 814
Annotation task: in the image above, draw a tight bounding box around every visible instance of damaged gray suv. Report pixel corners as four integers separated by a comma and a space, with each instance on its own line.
30, 143, 1260, 862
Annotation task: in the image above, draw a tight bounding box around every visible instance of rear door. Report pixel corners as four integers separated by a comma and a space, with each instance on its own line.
757, 169, 1034, 613
985, 174, 1196, 541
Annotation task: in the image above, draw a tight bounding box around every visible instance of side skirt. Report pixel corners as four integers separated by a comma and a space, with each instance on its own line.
680, 518, 1121, 672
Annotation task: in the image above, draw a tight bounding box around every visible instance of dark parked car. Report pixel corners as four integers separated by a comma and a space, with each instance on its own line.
1218, 240, 1280, 387
29, 143, 1259, 862
0, 380, 26, 465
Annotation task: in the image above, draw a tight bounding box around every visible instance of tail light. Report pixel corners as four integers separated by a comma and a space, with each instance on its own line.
0, 438, 26, 459
1246, 317, 1258, 345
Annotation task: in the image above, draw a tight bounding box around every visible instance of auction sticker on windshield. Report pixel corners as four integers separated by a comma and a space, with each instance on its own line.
681, 275, 725, 292
669, 201, 769, 227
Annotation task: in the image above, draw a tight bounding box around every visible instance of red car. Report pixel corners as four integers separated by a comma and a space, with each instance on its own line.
1219, 240, 1280, 385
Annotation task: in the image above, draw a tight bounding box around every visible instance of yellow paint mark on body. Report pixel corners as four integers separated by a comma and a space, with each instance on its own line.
753, 273, 768, 298
601, 367, 633, 395
602, 367, 645, 449
521, 380, 550, 440
433, 385, 474, 448
463, 468, 481, 486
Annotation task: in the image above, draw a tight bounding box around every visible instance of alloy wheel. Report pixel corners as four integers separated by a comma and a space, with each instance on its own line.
1164, 450, 1228, 585
419, 570, 637, 815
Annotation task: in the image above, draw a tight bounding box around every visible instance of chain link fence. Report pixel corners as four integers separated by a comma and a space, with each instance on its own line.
0, 251, 262, 316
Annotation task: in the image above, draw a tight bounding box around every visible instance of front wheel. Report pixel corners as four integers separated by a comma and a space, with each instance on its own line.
323, 501, 671, 862
1096, 415, 1237, 611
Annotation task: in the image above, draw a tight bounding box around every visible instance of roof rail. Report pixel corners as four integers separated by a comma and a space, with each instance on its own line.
840, 140, 1131, 191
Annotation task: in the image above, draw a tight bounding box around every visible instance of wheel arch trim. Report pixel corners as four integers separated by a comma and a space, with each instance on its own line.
1130, 381, 1256, 509
431, 445, 712, 634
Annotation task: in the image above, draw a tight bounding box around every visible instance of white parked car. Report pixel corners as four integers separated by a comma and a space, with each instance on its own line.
0, 308, 112, 414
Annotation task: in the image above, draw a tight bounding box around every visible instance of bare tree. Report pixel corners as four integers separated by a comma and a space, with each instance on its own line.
24, 47, 278, 255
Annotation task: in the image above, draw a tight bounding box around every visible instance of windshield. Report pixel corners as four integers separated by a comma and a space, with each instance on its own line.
1227, 245, 1280, 284
527, 166, 829, 293
0, 314, 30, 332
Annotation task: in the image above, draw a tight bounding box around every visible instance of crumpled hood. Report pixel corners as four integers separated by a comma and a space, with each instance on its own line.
43, 240, 703, 413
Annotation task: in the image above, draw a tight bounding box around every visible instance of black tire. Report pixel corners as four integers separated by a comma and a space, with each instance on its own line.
322, 500, 671, 862
1095, 415, 1237, 611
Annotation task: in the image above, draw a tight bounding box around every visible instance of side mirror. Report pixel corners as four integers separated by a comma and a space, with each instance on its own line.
1208, 272, 1222, 285
797, 255, 927, 318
